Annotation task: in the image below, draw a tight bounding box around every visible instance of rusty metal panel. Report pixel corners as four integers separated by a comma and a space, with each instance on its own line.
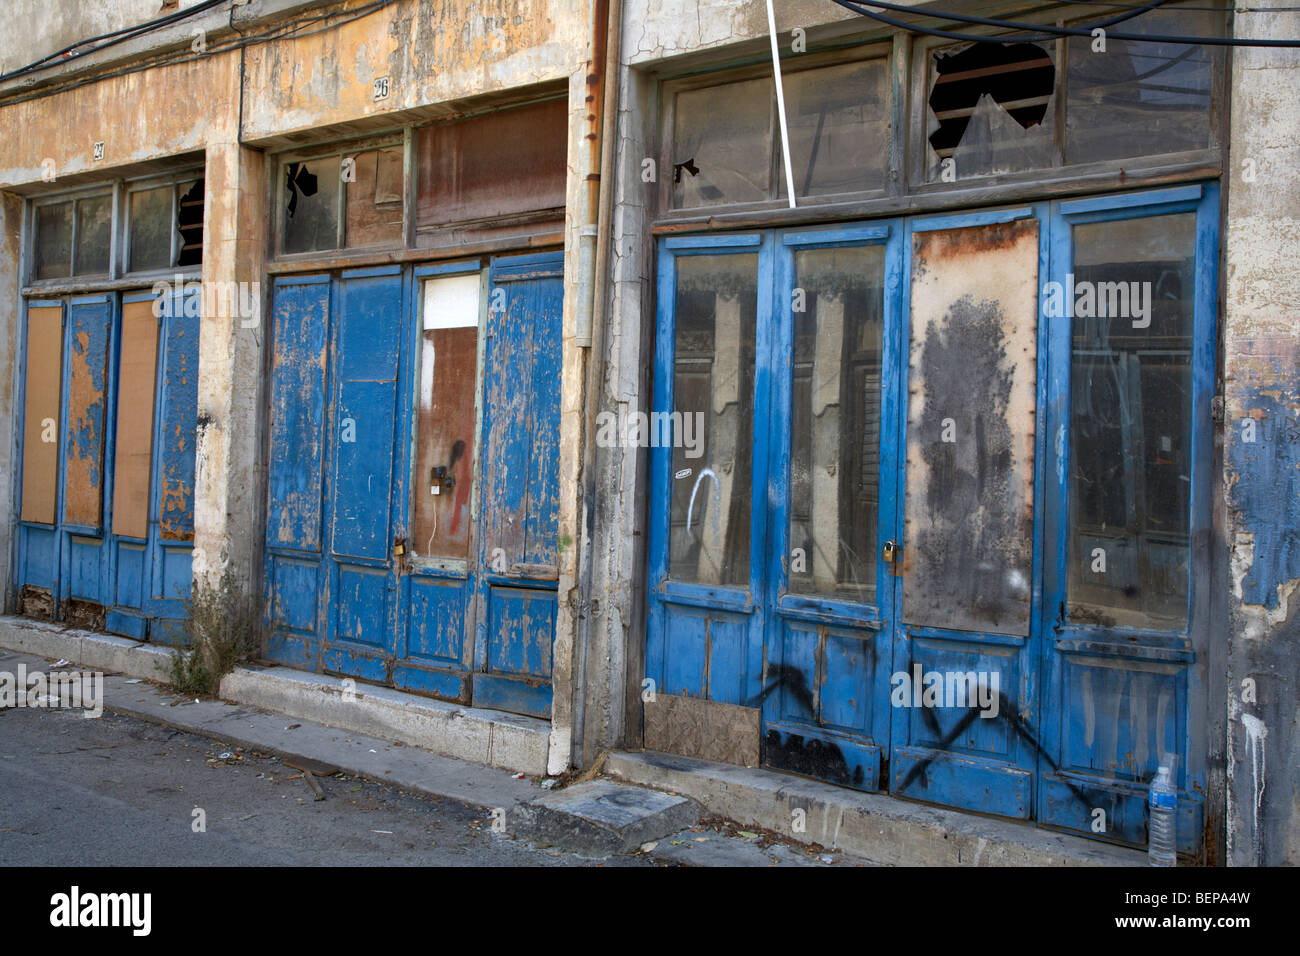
111, 300, 160, 539
62, 297, 112, 529
903, 219, 1039, 636
20, 304, 63, 525
644, 694, 761, 768
416, 99, 567, 230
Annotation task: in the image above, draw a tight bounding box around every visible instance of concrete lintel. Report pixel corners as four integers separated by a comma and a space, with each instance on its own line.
607, 750, 1147, 867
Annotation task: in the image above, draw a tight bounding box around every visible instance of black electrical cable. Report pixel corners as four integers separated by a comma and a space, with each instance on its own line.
830, 0, 1300, 46
1, 0, 229, 82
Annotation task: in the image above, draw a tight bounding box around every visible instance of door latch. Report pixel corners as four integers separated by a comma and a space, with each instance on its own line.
882, 539, 903, 576
430, 465, 455, 496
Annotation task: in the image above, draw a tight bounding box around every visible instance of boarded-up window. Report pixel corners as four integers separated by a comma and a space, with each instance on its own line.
20, 304, 63, 525
344, 147, 404, 247
902, 220, 1040, 636
111, 300, 160, 539
416, 99, 567, 230
412, 274, 481, 560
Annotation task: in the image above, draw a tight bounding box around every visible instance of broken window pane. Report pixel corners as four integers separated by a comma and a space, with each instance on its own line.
1065, 5, 1222, 165
786, 59, 890, 198
35, 201, 72, 280
672, 78, 773, 208
926, 41, 1055, 182
129, 186, 174, 272
412, 274, 481, 561
345, 147, 404, 247
176, 179, 204, 267
416, 99, 567, 229
788, 245, 885, 603
283, 157, 339, 254
668, 253, 757, 587
73, 195, 111, 275
1068, 213, 1196, 631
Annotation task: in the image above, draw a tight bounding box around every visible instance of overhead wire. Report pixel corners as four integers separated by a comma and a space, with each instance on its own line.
830, 0, 1300, 46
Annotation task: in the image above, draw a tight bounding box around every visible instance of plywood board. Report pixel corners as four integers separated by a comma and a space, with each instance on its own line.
643, 693, 761, 768
903, 219, 1039, 636
111, 300, 160, 539
20, 305, 63, 525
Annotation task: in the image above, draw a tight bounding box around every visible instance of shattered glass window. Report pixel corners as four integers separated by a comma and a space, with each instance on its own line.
926, 40, 1056, 182
1067, 213, 1196, 631
1065, 5, 1223, 165
668, 253, 757, 586
283, 157, 339, 254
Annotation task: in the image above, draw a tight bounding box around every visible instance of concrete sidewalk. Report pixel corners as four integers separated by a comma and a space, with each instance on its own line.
0, 616, 1145, 866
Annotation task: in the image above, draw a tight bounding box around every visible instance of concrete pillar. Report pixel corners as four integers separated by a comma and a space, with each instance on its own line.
1222, 1, 1300, 865
192, 140, 267, 597
0, 190, 21, 612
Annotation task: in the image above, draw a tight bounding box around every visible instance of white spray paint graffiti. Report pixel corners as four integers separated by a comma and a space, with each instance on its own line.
1240, 712, 1268, 831
686, 467, 720, 539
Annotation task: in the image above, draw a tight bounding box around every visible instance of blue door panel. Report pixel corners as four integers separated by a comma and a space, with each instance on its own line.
485, 585, 555, 678
114, 543, 146, 608
330, 380, 396, 561
62, 298, 112, 533
268, 279, 329, 553
406, 576, 468, 665
270, 555, 320, 634
334, 565, 389, 647
156, 304, 199, 545
146, 293, 200, 631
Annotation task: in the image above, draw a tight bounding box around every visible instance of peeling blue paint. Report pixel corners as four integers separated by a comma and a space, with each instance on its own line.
1228, 372, 1300, 608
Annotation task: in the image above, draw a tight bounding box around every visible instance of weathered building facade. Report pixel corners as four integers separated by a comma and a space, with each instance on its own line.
0, 0, 1295, 865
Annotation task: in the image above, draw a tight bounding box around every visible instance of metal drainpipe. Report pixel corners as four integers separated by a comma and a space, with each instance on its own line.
570, 0, 622, 771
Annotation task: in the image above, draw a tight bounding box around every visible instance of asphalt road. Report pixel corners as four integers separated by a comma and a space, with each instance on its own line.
0, 704, 660, 867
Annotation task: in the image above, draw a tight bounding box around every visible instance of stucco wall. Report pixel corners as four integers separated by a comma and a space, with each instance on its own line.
1223, 1, 1300, 867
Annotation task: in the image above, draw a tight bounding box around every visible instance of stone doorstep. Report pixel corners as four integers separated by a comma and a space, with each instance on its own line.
509, 779, 701, 857
606, 750, 1149, 867
0, 615, 550, 777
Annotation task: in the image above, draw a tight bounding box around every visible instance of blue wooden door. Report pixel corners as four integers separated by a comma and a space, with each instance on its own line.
886, 207, 1049, 819
15, 294, 115, 627
470, 252, 565, 718
645, 234, 774, 755
1037, 184, 1218, 856
760, 224, 904, 791
105, 286, 199, 643
319, 267, 406, 682
265, 255, 564, 719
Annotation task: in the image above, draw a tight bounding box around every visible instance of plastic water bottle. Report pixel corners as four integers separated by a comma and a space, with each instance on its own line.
1148, 765, 1177, 867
